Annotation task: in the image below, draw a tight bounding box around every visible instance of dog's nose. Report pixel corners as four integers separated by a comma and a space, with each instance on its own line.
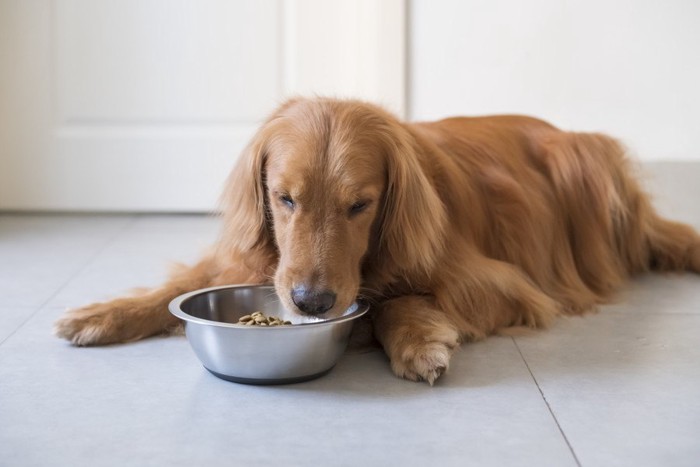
291, 286, 336, 314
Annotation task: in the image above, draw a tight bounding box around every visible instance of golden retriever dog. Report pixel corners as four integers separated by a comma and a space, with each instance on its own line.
55, 97, 700, 384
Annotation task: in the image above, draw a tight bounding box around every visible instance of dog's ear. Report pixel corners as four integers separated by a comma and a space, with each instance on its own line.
378, 122, 447, 275
215, 119, 283, 271
216, 99, 307, 268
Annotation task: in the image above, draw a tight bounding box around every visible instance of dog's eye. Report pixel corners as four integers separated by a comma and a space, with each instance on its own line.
349, 201, 368, 215
279, 194, 295, 209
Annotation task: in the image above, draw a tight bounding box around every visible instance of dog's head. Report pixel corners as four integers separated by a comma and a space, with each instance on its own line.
219, 98, 446, 318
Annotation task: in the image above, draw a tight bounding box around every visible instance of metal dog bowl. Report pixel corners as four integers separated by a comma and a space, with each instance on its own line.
169, 285, 369, 384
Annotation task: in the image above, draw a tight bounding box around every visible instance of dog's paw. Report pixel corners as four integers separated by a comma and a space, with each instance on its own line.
390, 341, 456, 385
54, 303, 124, 346
388, 327, 460, 385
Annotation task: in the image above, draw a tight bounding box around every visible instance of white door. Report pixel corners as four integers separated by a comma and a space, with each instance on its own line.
0, 0, 405, 212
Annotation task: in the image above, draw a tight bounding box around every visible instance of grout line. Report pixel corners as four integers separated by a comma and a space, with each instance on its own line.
0, 216, 140, 348
512, 337, 583, 467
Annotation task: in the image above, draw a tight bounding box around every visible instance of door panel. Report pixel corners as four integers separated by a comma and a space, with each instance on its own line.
55, 0, 280, 123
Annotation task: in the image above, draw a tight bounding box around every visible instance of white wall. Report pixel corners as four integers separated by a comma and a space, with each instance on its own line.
409, 0, 700, 161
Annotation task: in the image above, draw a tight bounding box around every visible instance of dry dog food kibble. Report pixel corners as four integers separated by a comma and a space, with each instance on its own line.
238, 311, 292, 326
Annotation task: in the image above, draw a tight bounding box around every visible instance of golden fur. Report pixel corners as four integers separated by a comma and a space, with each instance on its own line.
55, 97, 700, 384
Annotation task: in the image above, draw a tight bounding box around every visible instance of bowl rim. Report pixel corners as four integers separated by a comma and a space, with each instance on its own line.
168, 284, 369, 329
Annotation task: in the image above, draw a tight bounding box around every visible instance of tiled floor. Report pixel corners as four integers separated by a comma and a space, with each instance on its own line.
1, 163, 699, 467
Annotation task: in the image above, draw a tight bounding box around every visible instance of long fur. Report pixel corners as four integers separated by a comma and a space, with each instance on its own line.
55, 97, 700, 384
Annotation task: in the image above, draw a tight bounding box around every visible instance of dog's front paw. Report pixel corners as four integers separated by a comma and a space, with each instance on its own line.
54, 303, 125, 346
390, 340, 458, 385
374, 296, 462, 385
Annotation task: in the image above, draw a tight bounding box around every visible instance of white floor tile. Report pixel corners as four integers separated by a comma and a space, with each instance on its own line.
515, 311, 700, 467
0, 307, 36, 344
608, 274, 700, 315
47, 215, 220, 309
0, 306, 576, 467
0, 215, 134, 307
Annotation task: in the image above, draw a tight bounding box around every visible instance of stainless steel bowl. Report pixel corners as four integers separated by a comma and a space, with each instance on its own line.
169, 285, 369, 384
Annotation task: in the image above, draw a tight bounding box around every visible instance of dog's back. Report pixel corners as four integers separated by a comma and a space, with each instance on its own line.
410, 114, 700, 313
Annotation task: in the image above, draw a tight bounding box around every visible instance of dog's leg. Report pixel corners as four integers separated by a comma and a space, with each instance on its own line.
54, 254, 256, 346
54, 290, 183, 346
375, 252, 567, 384
373, 296, 461, 385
